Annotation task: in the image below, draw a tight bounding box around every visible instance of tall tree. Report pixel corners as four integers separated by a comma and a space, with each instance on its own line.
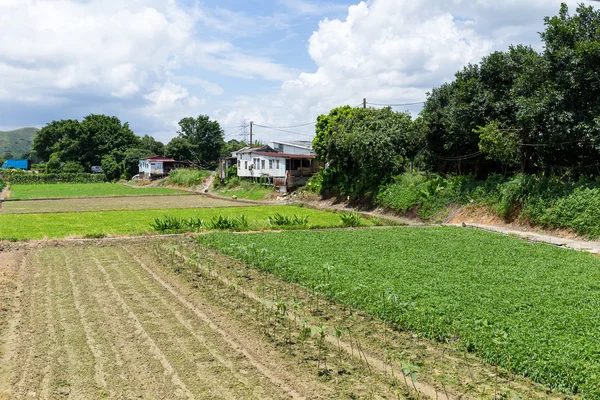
173, 115, 225, 167
313, 106, 413, 197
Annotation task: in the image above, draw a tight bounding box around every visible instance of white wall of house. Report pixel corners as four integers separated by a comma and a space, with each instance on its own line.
139, 160, 163, 175
236, 152, 286, 178
272, 141, 312, 155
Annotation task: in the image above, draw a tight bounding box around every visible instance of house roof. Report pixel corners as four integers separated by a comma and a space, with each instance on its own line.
141, 156, 176, 162
272, 140, 313, 150
254, 152, 316, 159
236, 145, 278, 154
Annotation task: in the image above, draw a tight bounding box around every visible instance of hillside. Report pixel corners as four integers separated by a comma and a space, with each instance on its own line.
0, 127, 38, 158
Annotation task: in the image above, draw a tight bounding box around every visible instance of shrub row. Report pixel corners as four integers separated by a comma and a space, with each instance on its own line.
377, 173, 600, 237
0, 172, 106, 184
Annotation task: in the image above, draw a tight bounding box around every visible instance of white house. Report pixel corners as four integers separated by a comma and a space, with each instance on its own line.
138, 156, 187, 179
231, 144, 322, 192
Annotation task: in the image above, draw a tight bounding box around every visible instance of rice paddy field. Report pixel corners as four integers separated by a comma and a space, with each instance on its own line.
0, 205, 346, 240
198, 227, 600, 398
6, 183, 187, 200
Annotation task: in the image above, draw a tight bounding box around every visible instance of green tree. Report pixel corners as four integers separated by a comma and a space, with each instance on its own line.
32, 115, 141, 170
165, 137, 194, 161
101, 154, 121, 181
32, 119, 80, 161
313, 106, 413, 197
61, 161, 85, 174
175, 115, 225, 167
475, 121, 520, 174
140, 135, 165, 156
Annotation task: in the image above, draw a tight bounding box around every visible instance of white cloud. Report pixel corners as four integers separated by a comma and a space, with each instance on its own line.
220, 0, 590, 143
0, 0, 295, 137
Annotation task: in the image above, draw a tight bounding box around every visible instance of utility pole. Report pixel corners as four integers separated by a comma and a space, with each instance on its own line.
249, 121, 253, 146
363, 98, 367, 109
240, 119, 249, 142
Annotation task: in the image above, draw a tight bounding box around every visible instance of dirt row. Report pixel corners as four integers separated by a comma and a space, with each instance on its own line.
0, 239, 576, 399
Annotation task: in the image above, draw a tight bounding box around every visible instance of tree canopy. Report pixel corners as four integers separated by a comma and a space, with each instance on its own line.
165, 115, 225, 168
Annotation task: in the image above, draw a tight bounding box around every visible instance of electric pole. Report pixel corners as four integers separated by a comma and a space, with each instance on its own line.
363, 98, 367, 109
249, 121, 253, 146
240, 119, 249, 142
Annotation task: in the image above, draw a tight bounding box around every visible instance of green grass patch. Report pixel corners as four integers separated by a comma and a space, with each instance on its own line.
197, 227, 600, 398
7, 183, 187, 200
214, 178, 274, 200
0, 206, 346, 240
168, 169, 212, 187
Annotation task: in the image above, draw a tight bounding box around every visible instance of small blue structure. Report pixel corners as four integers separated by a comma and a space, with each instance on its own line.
1, 159, 30, 170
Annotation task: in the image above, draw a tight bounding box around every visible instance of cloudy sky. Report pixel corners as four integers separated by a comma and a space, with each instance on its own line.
0, 0, 595, 144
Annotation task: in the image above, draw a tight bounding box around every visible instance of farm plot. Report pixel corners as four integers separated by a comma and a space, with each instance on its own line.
6, 183, 187, 200
197, 227, 600, 399
0, 194, 245, 214
1, 240, 421, 400
0, 206, 346, 240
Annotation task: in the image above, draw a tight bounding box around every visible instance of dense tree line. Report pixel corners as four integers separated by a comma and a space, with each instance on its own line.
32, 114, 227, 179
313, 3, 600, 197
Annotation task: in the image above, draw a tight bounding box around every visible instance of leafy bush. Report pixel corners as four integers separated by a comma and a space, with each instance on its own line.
0, 179, 6, 192
339, 212, 363, 227
168, 169, 211, 187
207, 215, 248, 231
378, 172, 600, 237
0, 171, 106, 184
268, 213, 309, 226
150, 215, 185, 233
150, 215, 206, 233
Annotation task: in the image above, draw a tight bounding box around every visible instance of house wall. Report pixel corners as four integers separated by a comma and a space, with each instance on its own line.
272, 142, 312, 155
236, 153, 286, 178
139, 160, 163, 176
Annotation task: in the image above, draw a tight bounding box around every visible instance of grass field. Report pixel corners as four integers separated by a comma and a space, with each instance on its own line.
214, 181, 274, 200
198, 227, 600, 398
0, 194, 245, 214
0, 206, 347, 240
7, 183, 187, 200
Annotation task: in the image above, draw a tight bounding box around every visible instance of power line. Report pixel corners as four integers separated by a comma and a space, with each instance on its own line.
262, 121, 316, 129
253, 124, 314, 138
367, 101, 426, 106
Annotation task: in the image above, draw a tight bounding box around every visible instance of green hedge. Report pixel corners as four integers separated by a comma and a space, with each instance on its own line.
0, 172, 106, 184
378, 173, 600, 237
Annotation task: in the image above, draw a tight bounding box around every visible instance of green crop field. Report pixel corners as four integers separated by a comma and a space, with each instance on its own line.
197, 227, 600, 398
6, 183, 187, 200
0, 206, 348, 240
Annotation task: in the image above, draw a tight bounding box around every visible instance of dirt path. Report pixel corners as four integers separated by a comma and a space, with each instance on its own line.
446, 223, 600, 254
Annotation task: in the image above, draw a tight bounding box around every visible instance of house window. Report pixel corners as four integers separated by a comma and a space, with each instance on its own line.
269, 160, 273, 169
237, 160, 240, 168
254, 158, 260, 169
244, 161, 248, 170
261, 160, 265, 169
276, 160, 280, 169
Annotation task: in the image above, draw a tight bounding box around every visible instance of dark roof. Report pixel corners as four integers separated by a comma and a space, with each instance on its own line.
141, 156, 176, 162
254, 152, 316, 159
236, 145, 278, 154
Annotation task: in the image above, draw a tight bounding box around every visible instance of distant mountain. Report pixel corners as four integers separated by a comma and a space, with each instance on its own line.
0, 127, 39, 158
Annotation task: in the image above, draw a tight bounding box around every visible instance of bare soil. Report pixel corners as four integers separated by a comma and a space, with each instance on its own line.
0, 194, 248, 214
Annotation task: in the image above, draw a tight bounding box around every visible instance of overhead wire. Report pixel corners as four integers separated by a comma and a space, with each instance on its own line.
253, 124, 315, 138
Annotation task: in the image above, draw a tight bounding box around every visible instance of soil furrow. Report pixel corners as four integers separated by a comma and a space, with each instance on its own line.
121, 246, 307, 400
12, 252, 52, 398
110, 249, 281, 400
91, 253, 195, 399
0, 250, 25, 400
98, 249, 241, 400
72, 248, 179, 399
63, 249, 108, 393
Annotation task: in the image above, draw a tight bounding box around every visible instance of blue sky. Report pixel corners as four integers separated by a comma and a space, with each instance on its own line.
0, 0, 595, 144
